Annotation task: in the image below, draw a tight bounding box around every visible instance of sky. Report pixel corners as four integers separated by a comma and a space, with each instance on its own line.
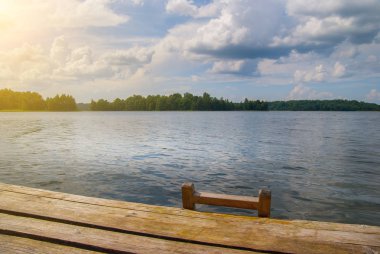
0, 0, 380, 103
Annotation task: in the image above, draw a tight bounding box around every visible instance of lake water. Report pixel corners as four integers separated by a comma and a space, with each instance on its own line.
0, 111, 379, 226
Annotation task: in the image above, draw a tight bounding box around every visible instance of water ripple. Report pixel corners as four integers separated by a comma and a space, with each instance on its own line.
0, 111, 379, 226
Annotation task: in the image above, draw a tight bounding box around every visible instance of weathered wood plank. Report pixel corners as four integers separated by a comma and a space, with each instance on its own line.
0, 183, 377, 234
194, 192, 259, 210
0, 234, 101, 254
0, 213, 258, 254
0, 183, 379, 254
0, 182, 219, 219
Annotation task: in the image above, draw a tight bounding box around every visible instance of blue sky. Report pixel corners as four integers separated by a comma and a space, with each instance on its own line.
0, 0, 379, 103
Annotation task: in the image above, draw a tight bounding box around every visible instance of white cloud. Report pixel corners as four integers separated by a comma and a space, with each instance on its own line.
57, 47, 102, 78
366, 89, 380, 102
130, 0, 144, 6
53, 41, 155, 80
332, 62, 346, 78
164, 0, 286, 59
50, 36, 71, 64
210, 60, 245, 74
289, 60, 349, 84
0, 0, 128, 30
187, 11, 249, 50
332, 43, 358, 59
294, 64, 326, 83
166, 0, 197, 16
287, 84, 333, 100
0, 36, 156, 88
49, 0, 129, 28
273, 16, 356, 47
286, 0, 380, 18
274, 0, 380, 48
257, 59, 278, 75
0, 44, 53, 85
166, 0, 221, 18
196, 2, 222, 18
104, 47, 153, 65
0, 0, 130, 53
257, 51, 320, 77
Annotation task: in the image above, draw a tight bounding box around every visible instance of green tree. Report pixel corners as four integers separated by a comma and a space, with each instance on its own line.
0, 89, 46, 111
46, 94, 77, 111
113, 98, 125, 111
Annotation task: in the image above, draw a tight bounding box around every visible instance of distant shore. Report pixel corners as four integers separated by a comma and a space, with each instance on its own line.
1, 89, 380, 112
87, 96, 380, 111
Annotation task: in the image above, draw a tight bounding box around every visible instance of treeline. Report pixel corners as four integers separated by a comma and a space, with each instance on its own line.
268, 100, 380, 111
90, 93, 268, 111
0, 89, 77, 111
2, 89, 379, 112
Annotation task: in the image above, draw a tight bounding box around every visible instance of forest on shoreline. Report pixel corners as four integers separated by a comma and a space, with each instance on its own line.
1, 89, 380, 111
0, 89, 76, 111
90, 92, 268, 111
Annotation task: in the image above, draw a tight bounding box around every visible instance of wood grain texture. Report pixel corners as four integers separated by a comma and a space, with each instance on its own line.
0, 234, 101, 254
0, 213, 255, 254
194, 191, 259, 209
0, 183, 379, 254
182, 183, 268, 217
1, 182, 376, 234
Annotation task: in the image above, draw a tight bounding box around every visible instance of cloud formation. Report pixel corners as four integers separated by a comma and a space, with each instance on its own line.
166, 0, 198, 16
0, 0, 128, 32
165, 0, 380, 62
0, 36, 153, 87
183, 0, 287, 59
0, 0, 379, 102
276, 0, 380, 47
332, 62, 346, 78
166, 0, 221, 18
287, 84, 333, 100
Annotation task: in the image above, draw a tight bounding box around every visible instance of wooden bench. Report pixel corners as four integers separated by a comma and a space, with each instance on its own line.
0, 182, 379, 253
182, 182, 271, 217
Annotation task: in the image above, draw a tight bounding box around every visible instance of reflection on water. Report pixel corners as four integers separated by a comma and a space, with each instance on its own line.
0, 111, 379, 226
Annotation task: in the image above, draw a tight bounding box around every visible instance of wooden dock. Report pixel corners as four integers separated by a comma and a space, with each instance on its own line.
0, 183, 379, 254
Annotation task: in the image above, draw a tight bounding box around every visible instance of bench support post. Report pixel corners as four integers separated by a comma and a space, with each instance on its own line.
258, 189, 271, 218
182, 183, 195, 210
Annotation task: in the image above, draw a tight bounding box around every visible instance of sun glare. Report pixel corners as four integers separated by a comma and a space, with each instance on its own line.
0, 1, 13, 14
0, 1, 46, 50
0, 1, 15, 29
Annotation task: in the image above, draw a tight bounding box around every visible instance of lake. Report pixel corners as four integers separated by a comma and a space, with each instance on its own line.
0, 111, 379, 226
